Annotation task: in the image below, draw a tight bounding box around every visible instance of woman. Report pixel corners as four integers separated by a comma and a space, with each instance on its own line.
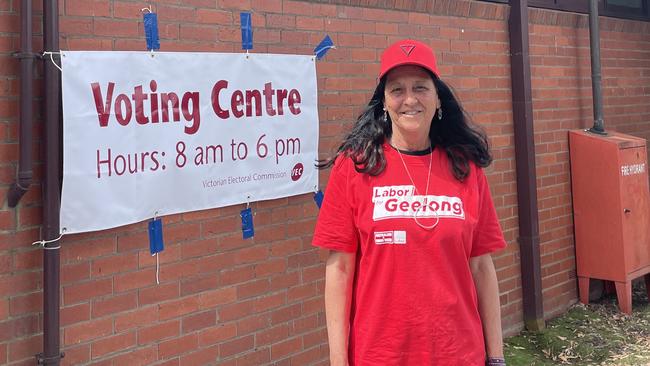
313, 39, 507, 366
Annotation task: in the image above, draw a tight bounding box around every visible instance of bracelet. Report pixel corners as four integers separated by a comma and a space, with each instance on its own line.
486, 357, 506, 366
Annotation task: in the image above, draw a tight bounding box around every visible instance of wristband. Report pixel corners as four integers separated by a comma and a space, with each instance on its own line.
486, 357, 506, 366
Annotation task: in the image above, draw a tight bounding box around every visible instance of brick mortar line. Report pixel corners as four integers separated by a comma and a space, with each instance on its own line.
299, 0, 650, 33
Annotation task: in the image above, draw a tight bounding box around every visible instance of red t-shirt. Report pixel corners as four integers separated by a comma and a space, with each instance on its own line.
313, 143, 506, 365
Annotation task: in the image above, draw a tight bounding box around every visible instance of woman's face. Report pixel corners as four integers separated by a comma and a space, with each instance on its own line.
383, 65, 439, 147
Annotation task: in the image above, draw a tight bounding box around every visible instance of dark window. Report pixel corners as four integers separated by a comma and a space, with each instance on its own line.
478, 0, 649, 21
607, 0, 642, 7
604, 0, 648, 19
528, 0, 588, 12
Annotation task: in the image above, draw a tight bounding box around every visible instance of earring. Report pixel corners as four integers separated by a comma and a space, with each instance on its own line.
383, 109, 388, 122
437, 107, 443, 120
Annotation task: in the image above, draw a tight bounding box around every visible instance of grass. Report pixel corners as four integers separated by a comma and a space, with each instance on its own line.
505, 282, 650, 366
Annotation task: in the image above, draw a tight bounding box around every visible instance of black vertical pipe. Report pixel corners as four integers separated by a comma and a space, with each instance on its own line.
7, 0, 34, 207
508, 0, 545, 331
588, 0, 606, 135
40, 0, 62, 364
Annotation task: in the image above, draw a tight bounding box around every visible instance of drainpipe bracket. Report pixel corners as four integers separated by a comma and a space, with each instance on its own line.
12, 51, 42, 59
586, 127, 608, 136
36, 352, 65, 365
17, 170, 33, 181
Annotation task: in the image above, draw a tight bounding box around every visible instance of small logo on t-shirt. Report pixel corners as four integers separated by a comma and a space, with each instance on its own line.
374, 231, 406, 245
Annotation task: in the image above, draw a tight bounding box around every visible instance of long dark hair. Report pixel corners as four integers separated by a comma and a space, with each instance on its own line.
317, 71, 492, 181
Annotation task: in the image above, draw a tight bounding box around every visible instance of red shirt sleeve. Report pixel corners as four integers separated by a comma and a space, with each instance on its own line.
312, 156, 359, 253
470, 168, 507, 257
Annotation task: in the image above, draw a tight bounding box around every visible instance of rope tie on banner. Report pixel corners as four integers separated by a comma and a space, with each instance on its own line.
31, 228, 66, 250
43, 51, 62, 71
152, 210, 158, 285
155, 252, 160, 284
153, 210, 159, 285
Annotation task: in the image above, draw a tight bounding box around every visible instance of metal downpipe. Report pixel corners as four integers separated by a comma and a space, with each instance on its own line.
7, 0, 34, 207
588, 0, 606, 135
39, 0, 63, 364
508, 0, 545, 331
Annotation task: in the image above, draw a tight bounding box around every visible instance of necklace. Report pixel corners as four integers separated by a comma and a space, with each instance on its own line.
395, 145, 439, 230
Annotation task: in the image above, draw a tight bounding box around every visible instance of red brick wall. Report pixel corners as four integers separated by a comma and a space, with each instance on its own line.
1, 0, 649, 365
528, 9, 650, 319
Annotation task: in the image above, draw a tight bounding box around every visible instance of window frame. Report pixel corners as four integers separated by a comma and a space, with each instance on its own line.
479, 0, 650, 22
604, 0, 648, 20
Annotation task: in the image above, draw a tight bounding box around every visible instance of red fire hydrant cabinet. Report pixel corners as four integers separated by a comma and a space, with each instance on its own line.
569, 130, 650, 314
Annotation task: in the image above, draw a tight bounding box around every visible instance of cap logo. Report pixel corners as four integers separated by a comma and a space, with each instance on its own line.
399, 44, 415, 56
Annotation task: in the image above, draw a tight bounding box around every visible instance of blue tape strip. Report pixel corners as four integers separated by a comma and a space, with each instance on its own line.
240, 12, 253, 50
314, 190, 324, 209
241, 207, 254, 239
148, 218, 164, 254
143, 13, 160, 50
314, 35, 334, 60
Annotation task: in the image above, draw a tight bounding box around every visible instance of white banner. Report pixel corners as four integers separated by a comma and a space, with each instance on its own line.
61, 51, 319, 234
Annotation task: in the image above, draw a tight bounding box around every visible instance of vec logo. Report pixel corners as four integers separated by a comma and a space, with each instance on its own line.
291, 163, 304, 181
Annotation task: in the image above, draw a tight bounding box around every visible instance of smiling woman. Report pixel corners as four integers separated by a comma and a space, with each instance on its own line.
383, 66, 439, 151
313, 39, 507, 366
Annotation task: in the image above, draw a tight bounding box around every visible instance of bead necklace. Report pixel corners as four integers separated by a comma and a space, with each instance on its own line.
394, 145, 439, 230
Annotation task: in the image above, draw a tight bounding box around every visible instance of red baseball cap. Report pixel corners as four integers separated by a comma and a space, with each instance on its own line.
378, 39, 439, 80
